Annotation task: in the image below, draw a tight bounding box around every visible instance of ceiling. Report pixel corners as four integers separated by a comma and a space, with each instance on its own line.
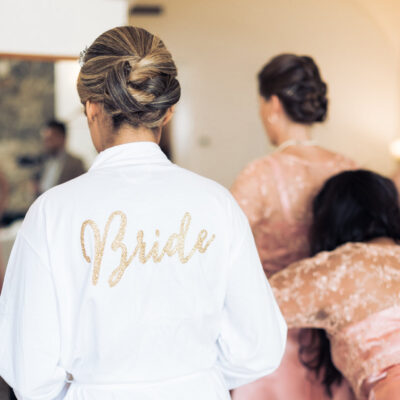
354, 0, 400, 56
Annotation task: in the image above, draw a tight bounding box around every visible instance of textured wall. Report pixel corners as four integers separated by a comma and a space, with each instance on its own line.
0, 59, 54, 140
0, 59, 54, 214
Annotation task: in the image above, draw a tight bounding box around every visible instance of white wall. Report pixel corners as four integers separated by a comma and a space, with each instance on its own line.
54, 61, 96, 167
354, 0, 400, 56
130, 0, 400, 187
0, 0, 127, 56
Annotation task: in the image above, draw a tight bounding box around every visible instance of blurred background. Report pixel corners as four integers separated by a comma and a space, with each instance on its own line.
2, 0, 400, 190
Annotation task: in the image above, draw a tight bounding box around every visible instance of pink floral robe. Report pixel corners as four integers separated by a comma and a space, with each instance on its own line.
231, 149, 357, 400
271, 242, 400, 400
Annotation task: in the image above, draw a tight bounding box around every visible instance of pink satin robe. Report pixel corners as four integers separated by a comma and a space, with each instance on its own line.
271, 242, 400, 400
231, 150, 357, 400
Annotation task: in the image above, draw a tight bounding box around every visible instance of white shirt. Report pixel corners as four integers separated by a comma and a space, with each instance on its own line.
39, 152, 66, 193
0, 142, 286, 400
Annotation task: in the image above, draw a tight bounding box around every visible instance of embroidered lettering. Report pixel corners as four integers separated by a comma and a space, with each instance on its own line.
80, 212, 215, 287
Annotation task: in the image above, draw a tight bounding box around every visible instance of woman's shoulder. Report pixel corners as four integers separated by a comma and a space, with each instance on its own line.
231, 155, 275, 193
295, 242, 400, 272
282, 242, 366, 273
172, 165, 248, 215
327, 150, 358, 169
237, 155, 274, 176
331, 241, 400, 259
276, 147, 357, 169
233, 150, 317, 178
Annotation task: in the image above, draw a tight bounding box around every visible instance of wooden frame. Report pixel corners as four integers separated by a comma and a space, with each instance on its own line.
0, 53, 78, 62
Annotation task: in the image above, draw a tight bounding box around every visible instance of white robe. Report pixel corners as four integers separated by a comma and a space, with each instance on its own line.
0, 142, 286, 400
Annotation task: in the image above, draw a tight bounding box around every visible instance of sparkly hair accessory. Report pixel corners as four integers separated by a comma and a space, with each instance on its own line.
79, 47, 88, 67
285, 88, 294, 96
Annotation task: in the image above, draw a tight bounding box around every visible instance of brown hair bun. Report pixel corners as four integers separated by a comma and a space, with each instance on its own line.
77, 26, 181, 129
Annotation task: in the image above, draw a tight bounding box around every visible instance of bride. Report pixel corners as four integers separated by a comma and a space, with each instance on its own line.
0, 26, 286, 400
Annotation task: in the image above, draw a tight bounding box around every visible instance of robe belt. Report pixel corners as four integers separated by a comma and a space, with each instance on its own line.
67, 367, 219, 387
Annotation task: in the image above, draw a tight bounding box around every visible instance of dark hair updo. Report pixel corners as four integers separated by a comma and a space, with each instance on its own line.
77, 26, 181, 130
258, 54, 328, 124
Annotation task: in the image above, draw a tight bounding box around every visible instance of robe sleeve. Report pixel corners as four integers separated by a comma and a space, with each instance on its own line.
0, 199, 67, 400
216, 198, 287, 390
269, 247, 365, 331
269, 254, 332, 330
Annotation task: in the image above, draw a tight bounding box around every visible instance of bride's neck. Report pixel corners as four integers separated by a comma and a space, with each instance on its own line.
106, 125, 161, 149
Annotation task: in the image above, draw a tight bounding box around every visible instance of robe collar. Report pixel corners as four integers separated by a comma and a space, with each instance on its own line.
89, 142, 170, 171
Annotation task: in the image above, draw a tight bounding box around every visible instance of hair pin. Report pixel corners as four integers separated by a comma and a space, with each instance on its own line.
79, 47, 88, 67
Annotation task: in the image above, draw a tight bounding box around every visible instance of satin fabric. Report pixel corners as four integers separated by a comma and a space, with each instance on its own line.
369, 365, 400, 400
231, 150, 357, 400
332, 307, 400, 400
271, 242, 400, 400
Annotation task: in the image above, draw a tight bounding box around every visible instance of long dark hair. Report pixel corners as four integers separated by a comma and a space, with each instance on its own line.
300, 169, 400, 396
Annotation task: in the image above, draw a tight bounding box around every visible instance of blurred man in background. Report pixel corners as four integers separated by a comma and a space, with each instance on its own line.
36, 120, 86, 195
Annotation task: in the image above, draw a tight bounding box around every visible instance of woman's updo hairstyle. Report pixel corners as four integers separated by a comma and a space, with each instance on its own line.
258, 54, 327, 124
77, 26, 181, 130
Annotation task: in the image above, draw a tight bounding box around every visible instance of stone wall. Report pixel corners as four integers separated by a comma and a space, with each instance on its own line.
0, 59, 54, 216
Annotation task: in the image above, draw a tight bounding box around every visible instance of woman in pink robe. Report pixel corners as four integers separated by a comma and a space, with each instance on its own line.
270, 170, 400, 400
231, 54, 356, 400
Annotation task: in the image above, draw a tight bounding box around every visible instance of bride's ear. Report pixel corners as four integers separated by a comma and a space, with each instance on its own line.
162, 106, 175, 126
85, 101, 102, 122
